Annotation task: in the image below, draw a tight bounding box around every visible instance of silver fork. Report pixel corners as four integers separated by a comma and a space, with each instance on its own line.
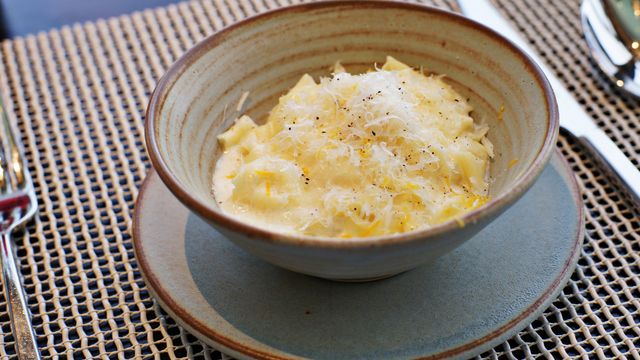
0, 98, 40, 359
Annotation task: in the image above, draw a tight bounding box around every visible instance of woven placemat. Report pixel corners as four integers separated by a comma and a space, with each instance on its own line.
0, 0, 638, 358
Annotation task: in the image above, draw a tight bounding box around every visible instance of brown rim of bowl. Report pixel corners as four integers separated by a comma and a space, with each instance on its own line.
144, 0, 559, 249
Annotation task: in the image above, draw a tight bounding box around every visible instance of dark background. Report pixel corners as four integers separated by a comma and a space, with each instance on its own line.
0, 0, 181, 39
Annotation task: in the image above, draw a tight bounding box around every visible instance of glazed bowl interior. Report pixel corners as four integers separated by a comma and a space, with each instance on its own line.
148, 2, 556, 241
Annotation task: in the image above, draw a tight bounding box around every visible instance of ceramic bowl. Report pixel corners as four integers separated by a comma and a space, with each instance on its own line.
145, 1, 559, 281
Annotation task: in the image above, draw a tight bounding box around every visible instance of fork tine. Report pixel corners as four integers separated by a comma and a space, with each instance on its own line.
10, 149, 25, 187
0, 160, 7, 192
0, 133, 12, 193
0, 101, 27, 189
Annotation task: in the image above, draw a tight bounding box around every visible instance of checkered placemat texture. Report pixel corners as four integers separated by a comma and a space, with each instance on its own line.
0, 0, 638, 358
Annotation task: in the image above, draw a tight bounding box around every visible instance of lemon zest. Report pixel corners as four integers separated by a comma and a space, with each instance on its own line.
498, 105, 505, 122
255, 170, 274, 177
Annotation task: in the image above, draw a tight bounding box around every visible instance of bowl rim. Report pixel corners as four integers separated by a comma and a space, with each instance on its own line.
145, 0, 559, 249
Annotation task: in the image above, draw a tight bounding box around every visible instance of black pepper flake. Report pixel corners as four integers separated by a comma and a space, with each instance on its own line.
288, 127, 292, 130
322, 131, 326, 134
306, 177, 310, 181
316, 116, 320, 120
371, 131, 376, 136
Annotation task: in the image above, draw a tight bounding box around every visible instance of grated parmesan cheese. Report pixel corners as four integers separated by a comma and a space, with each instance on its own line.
212, 57, 494, 238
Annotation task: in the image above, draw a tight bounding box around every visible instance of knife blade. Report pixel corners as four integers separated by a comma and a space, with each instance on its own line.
459, 0, 640, 203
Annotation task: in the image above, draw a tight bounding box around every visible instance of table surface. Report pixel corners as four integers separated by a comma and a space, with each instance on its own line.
0, 0, 638, 358
0, 0, 181, 39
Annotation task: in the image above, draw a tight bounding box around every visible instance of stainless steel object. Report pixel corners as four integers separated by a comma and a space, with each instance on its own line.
600, 0, 640, 51
0, 98, 40, 359
459, 0, 640, 204
581, 0, 640, 97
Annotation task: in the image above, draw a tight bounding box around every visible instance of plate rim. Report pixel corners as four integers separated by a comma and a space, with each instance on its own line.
133, 151, 584, 359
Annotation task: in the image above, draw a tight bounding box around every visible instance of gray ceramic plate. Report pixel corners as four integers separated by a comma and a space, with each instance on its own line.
133, 152, 584, 360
